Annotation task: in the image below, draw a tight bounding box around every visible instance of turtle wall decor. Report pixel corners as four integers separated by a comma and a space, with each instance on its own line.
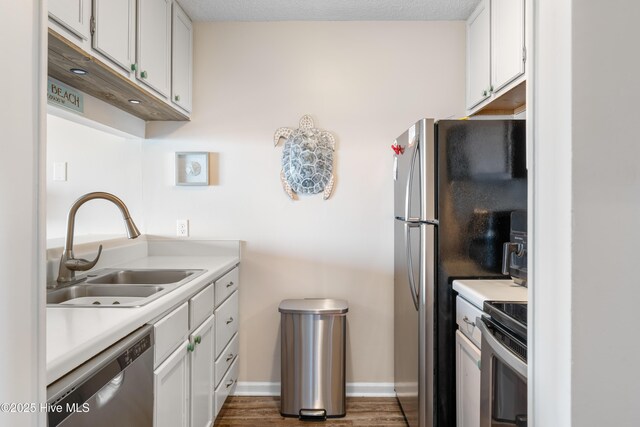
274, 115, 336, 200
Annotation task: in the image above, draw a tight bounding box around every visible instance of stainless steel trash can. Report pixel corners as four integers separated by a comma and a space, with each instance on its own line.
279, 298, 349, 419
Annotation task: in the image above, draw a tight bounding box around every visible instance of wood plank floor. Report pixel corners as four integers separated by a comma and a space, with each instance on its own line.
214, 397, 409, 427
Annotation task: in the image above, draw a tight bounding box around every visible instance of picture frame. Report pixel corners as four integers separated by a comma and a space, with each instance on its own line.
175, 152, 209, 186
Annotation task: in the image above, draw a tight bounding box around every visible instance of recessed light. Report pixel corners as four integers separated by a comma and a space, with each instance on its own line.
70, 68, 88, 75
128, 99, 142, 104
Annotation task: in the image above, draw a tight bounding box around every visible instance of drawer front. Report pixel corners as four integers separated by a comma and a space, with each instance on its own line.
189, 283, 214, 329
154, 302, 189, 368
215, 291, 239, 358
215, 332, 239, 387
456, 296, 483, 348
215, 357, 239, 417
215, 267, 238, 308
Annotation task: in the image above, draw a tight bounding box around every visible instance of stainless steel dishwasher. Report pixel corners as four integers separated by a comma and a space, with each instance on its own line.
47, 325, 154, 426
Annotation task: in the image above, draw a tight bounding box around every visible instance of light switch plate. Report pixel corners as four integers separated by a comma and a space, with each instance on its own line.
53, 162, 67, 181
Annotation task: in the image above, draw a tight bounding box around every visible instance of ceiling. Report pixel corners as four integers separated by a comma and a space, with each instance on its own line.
177, 0, 481, 22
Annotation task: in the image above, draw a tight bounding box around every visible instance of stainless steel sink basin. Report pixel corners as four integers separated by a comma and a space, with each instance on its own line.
47, 285, 165, 306
47, 268, 205, 308
86, 269, 196, 285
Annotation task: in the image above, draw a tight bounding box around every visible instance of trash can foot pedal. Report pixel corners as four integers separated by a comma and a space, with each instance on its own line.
299, 409, 327, 421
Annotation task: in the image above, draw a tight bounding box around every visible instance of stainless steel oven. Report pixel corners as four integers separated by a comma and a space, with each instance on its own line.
478, 302, 527, 427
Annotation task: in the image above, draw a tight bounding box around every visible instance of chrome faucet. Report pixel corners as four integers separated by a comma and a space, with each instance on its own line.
56, 192, 141, 286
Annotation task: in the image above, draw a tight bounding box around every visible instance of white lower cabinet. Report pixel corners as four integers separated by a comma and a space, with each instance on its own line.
154, 340, 190, 427
215, 357, 239, 417
190, 314, 215, 427
456, 330, 481, 427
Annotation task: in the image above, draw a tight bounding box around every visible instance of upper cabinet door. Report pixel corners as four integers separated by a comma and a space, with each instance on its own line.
491, 0, 525, 92
49, 0, 91, 40
92, 0, 136, 73
466, 0, 491, 109
172, 3, 193, 112
137, 0, 171, 97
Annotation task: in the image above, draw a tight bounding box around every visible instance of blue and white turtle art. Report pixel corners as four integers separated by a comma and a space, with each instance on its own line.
274, 115, 336, 200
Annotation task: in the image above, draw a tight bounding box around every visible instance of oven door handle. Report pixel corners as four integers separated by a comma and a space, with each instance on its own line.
477, 318, 527, 379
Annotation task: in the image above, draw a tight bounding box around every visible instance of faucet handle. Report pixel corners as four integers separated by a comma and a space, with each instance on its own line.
64, 244, 103, 271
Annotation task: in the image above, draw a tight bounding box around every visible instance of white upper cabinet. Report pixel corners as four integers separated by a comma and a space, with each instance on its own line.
491, 0, 525, 92
137, 0, 172, 97
92, 0, 136, 73
172, 2, 194, 112
466, 0, 491, 109
49, 0, 91, 40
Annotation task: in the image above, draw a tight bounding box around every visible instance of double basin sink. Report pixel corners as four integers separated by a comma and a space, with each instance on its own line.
47, 269, 205, 308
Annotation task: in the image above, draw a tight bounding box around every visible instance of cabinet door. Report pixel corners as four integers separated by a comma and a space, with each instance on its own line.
466, 0, 491, 109
92, 0, 136, 72
49, 0, 91, 40
154, 340, 190, 427
491, 0, 525, 92
172, 2, 193, 112
190, 315, 215, 427
137, 0, 171, 97
455, 330, 481, 427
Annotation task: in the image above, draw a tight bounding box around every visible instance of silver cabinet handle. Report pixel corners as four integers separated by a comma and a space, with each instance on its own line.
225, 353, 234, 362
226, 281, 234, 288
462, 316, 476, 327
226, 317, 234, 324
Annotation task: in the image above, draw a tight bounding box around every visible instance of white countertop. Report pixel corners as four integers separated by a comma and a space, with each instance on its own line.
452, 279, 528, 309
47, 255, 239, 385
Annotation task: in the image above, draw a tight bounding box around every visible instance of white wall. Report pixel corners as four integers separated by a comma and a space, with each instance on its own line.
532, 0, 640, 425
529, 0, 572, 424
46, 114, 144, 243
571, 0, 640, 424
144, 21, 465, 384
0, 1, 45, 425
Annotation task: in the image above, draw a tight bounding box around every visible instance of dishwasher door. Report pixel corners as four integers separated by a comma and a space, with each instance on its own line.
47, 325, 154, 427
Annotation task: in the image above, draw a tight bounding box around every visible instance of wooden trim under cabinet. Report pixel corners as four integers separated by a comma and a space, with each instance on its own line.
47, 28, 189, 121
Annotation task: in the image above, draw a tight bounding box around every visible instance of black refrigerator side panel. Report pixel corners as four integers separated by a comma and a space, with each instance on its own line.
433, 120, 527, 427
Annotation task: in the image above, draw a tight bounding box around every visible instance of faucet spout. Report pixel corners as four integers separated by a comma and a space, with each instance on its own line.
56, 192, 141, 286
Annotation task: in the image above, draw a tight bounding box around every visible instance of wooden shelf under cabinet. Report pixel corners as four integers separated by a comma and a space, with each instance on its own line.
473, 80, 526, 116
47, 29, 189, 122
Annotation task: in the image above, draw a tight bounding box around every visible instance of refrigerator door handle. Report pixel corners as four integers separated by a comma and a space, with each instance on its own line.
405, 221, 420, 311
404, 137, 420, 222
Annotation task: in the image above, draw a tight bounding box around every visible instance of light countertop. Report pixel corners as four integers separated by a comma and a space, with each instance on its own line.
452, 279, 528, 309
47, 254, 239, 385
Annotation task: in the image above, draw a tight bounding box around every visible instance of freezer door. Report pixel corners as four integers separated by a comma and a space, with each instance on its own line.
393, 122, 422, 222
393, 119, 435, 222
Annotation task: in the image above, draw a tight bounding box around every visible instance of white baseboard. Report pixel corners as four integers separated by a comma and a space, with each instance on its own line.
234, 382, 395, 398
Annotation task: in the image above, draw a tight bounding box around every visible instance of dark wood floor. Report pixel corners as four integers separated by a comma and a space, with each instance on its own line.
214, 396, 409, 426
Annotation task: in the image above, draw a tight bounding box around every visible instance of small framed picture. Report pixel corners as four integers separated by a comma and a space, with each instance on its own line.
175, 152, 209, 186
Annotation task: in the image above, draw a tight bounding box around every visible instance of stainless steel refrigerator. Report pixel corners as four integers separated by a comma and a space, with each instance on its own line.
393, 119, 527, 427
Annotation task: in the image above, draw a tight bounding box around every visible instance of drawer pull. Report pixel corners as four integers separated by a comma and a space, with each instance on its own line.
226, 353, 234, 362
226, 317, 234, 324
187, 343, 195, 352
194, 335, 202, 344
462, 316, 476, 328
226, 281, 234, 288
226, 379, 234, 388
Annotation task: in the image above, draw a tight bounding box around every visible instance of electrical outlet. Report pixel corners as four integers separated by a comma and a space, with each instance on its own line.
176, 219, 189, 237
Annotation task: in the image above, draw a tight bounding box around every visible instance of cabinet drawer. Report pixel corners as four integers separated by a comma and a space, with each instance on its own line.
215, 291, 239, 358
456, 296, 483, 348
215, 357, 238, 417
154, 302, 189, 367
189, 283, 214, 329
215, 333, 239, 387
215, 267, 238, 308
